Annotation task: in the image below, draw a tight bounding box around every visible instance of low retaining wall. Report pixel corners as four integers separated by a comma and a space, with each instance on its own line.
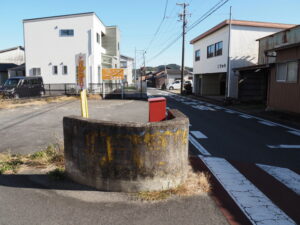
63, 109, 189, 192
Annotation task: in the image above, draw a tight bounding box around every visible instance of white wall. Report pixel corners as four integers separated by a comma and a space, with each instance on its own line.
192, 24, 284, 98
193, 26, 229, 75
24, 13, 114, 87
0, 48, 25, 65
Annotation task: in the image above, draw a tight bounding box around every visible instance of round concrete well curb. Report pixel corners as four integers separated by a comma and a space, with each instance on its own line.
63, 109, 189, 192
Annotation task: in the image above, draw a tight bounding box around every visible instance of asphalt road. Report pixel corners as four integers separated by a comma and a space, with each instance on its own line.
0, 96, 228, 225
147, 88, 300, 169
0, 99, 149, 154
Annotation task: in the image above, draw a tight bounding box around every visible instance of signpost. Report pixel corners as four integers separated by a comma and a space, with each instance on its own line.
102, 68, 124, 80
76, 53, 88, 117
80, 89, 89, 118
76, 53, 86, 89
102, 68, 124, 99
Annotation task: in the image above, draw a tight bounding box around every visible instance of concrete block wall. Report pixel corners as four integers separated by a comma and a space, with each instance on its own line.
63, 109, 189, 192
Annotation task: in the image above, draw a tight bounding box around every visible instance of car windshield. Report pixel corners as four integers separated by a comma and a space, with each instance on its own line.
4, 78, 20, 87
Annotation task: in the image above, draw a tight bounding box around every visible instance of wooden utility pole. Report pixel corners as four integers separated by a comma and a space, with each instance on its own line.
177, 3, 189, 95
226, 6, 232, 98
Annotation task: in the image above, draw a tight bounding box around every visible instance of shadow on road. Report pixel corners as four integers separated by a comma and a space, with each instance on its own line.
0, 174, 98, 191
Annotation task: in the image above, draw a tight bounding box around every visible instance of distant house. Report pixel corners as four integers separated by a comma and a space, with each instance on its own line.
0, 46, 25, 65
236, 25, 300, 113
190, 20, 294, 99
23, 12, 120, 88
120, 55, 134, 84
146, 68, 192, 89
0, 63, 18, 84
0, 46, 25, 84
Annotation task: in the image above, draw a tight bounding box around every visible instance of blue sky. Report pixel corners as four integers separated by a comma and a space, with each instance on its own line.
0, 0, 299, 67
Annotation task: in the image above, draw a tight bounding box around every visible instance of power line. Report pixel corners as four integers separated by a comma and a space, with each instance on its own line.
147, 0, 229, 64
145, 0, 169, 52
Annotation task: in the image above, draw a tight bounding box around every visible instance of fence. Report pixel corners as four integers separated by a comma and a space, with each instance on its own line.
44, 82, 147, 99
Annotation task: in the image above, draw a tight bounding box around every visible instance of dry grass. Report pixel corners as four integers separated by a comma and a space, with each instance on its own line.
0, 96, 78, 109
137, 168, 211, 201
0, 144, 64, 174
87, 94, 102, 100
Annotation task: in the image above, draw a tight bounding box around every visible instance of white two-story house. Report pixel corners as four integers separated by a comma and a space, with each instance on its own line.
23, 12, 120, 88
190, 20, 293, 99
120, 55, 134, 85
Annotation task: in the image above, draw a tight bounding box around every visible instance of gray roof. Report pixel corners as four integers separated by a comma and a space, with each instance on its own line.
23, 12, 107, 27
120, 55, 134, 60
0, 46, 24, 54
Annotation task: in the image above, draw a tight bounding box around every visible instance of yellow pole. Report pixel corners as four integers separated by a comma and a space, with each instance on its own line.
80, 89, 89, 118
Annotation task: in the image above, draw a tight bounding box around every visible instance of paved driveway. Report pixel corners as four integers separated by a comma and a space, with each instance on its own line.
0, 99, 148, 154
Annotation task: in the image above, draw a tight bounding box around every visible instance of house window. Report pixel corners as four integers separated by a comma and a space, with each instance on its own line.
62, 65, 68, 75
32, 68, 41, 76
195, 50, 200, 61
215, 41, 223, 56
53, 66, 58, 75
207, 44, 215, 58
276, 61, 298, 82
120, 61, 127, 68
96, 33, 100, 44
59, 29, 74, 37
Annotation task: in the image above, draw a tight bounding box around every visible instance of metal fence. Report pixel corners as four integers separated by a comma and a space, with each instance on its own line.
44, 82, 147, 99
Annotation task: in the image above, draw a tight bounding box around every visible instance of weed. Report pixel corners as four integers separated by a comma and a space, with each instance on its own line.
137, 168, 211, 202
0, 153, 24, 174
47, 168, 66, 180
0, 144, 64, 174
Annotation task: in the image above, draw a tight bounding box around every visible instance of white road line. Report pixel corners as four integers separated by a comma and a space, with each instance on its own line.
190, 131, 208, 139
199, 156, 296, 225
258, 121, 277, 127
162, 90, 300, 133
225, 110, 235, 114
287, 130, 300, 137
189, 135, 211, 156
257, 164, 300, 195
267, 145, 300, 149
214, 106, 223, 110
239, 114, 253, 119
192, 105, 215, 111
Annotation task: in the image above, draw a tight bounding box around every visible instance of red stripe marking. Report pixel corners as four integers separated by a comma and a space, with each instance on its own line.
189, 156, 252, 225
229, 160, 300, 224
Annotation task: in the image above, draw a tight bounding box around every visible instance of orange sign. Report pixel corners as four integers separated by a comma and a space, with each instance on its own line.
102, 68, 124, 80
76, 54, 86, 88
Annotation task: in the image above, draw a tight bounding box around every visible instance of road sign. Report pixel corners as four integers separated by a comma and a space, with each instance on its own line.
102, 68, 124, 80
76, 53, 86, 89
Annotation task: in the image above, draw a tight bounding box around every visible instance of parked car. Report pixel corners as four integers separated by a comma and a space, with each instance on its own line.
167, 80, 193, 90
167, 80, 181, 90
184, 80, 193, 94
0, 76, 45, 99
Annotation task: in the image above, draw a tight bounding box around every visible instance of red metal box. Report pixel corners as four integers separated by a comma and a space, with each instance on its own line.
148, 97, 166, 122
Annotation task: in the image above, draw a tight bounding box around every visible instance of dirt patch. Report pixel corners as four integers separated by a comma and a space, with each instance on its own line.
0, 144, 64, 174
87, 94, 102, 100
137, 167, 211, 201
0, 96, 78, 109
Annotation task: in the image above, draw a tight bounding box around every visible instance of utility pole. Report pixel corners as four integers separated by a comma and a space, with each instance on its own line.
135, 49, 146, 96
134, 47, 137, 83
141, 51, 146, 97
226, 6, 232, 98
177, 2, 189, 95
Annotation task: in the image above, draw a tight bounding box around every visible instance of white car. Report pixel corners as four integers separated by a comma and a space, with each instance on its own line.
167, 80, 181, 90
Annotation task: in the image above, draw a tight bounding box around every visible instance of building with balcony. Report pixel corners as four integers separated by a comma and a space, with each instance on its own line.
120, 55, 134, 84
23, 12, 120, 88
